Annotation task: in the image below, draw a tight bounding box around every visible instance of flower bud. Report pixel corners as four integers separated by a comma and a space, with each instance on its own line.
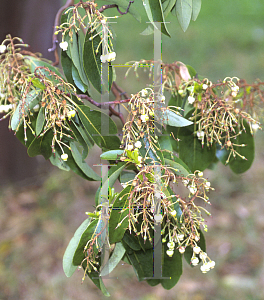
61, 153, 68, 161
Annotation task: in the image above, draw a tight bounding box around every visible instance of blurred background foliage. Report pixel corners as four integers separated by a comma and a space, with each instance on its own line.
1, 0, 264, 299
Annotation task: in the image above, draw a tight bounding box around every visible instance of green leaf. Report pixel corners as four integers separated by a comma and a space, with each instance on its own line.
184, 229, 206, 266
170, 124, 216, 172
31, 78, 45, 90
100, 149, 124, 160
11, 89, 41, 131
61, 49, 75, 86
123, 226, 153, 251
69, 29, 90, 90
70, 141, 101, 181
122, 242, 155, 281
85, 266, 110, 297
72, 218, 99, 266
142, 0, 170, 37
27, 130, 53, 159
83, 30, 113, 93
186, 64, 198, 78
36, 106, 45, 136
158, 133, 173, 159
109, 185, 132, 244
192, 0, 202, 21
24, 56, 63, 78
175, 0, 192, 32
69, 122, 89, 160
228, 120, 255, 174
163, 109, 193, 127
97, 162, 127, 206
122, 231, 142, 251
104, 0, 141, 22
100, 242, 126, 276
120, 171, 136, 184
164, 157, 191, 176
15, 116, 37, 146
139, 133, 165, 165
63, 217, 91, 277
71, 118, 94, 149
72, 64, 87, 93
49, 151, 70, 171
162, 0, 177, 18
160, 243, 182, 289
76, 105, 120, 150
60, 146, 99, 181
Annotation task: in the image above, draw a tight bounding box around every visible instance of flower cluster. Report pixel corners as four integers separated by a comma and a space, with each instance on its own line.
116, 159, 214, 273
55, 2, 116, 60
0, 35, 32, 123
178, 77, 261, 163
120, 88, 166, 167
30, 67, 77, 160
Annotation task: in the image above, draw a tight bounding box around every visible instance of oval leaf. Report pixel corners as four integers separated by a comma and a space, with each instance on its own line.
100, 242, 126, 276
100, 149, 124, 160
63, 217, 91, 277
83, 30, 113, 93
163, 109, 193, 127
70, 141, 101, 181
175, 0, 192, 32
192, 0, 202, 21
142, 0, 170, 37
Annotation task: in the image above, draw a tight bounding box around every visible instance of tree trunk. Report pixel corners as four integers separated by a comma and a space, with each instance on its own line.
0, 0, 61, 185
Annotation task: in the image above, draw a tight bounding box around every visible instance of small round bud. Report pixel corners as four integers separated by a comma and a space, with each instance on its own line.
199, 252, 207, 260
170, 210, 176, 217
0, 44, 7, 53
134, 141, 142, 148
188, 95, 195, 104
193, 246, 201, 254
177, 234, 184, 241
167, 241, 175, 249
209, 260, 215, 269
166, 249, 174, 257
191, 257, 199, 266
178, 246, 185, 254
61, 153, 68, 161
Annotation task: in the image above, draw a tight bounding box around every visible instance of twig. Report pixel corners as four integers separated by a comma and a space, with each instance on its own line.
48, 0, 74, 66
77, 89, 130, 125
99, 1, 134, 15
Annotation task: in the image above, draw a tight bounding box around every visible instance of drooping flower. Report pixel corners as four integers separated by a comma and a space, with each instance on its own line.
188, 95, 195, 104
61, 153, 68, 161
166, 249, 174, 257
59, 41, 68, 51
67, 110, 76, 118
178, 246, 185, 254
0, 44, 7, 53
107, 52, 116, 62
167, 241, 175, 249
191, 256, 199, 266
193, 246, 201, 254
140, 114, 149, 122
134, 140, 142, 148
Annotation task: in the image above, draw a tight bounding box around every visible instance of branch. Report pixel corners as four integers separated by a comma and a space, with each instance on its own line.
48, 0, 74, 66
99, 1, 134, 15
77, 87, 131, 126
